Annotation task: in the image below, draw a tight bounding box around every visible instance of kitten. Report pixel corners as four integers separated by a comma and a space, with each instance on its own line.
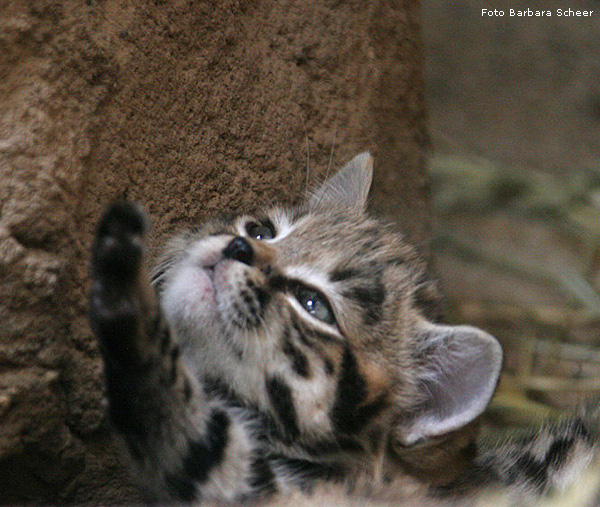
89, 153, 599, 506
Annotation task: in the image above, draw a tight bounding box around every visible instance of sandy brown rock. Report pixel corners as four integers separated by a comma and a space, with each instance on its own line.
0, 0, 428, 503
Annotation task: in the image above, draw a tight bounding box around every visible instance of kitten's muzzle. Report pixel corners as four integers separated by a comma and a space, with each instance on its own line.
223, 236, 254, 266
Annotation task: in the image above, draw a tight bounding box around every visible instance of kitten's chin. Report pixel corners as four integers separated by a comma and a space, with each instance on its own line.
161, 263, 221, 332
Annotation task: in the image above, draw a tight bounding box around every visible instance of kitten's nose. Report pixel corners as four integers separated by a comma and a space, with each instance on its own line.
223, 236, 254, 265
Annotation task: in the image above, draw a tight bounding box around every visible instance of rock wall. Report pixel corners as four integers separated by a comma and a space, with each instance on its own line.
0, 1, 428, 503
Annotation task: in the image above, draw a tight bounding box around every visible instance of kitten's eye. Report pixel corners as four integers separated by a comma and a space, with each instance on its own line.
294, 286, 336, 326
246, 221, 275, 240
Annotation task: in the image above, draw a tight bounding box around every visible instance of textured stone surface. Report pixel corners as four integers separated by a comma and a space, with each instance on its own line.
0, 0, 427, 503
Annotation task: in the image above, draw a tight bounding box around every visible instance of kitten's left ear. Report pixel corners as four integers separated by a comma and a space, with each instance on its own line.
395, 321, 503, 447
308, 152, 373, 212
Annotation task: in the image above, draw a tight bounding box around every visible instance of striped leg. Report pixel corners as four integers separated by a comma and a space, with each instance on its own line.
89, 203, 275, 503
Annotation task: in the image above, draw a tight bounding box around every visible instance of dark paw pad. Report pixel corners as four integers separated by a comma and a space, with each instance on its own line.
93, 202, 148, 281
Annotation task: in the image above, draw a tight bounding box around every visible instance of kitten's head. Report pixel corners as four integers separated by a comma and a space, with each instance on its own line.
157, 154, 502, 476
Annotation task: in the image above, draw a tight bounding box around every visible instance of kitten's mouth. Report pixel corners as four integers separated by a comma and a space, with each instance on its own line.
201, 264, 217, 294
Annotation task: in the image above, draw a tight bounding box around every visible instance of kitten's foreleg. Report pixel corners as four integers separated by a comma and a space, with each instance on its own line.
89, 203, 274, 503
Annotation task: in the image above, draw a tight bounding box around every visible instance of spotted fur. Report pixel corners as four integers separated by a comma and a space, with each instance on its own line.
90, 154, 599, 506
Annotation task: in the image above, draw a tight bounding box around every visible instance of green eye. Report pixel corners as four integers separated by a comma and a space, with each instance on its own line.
294, 286, 336, 325
246, 221, 275, 240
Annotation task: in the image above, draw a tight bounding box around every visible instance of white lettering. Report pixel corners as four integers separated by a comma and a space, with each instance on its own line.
557, 8, 594, 16
509, 8, 552, 17
482, 8, 504, 16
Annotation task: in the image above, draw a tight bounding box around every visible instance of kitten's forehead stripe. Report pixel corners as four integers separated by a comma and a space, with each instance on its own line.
288, 207, 308, 223
330, 266, 362, 283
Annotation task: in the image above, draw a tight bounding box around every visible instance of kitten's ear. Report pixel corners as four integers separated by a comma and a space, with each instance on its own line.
308, 152, 373, 212
395, 321, 502, 446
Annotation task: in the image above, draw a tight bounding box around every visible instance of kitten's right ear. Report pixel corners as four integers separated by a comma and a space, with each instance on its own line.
308, 152, 373, 212
394, 321, 502, 447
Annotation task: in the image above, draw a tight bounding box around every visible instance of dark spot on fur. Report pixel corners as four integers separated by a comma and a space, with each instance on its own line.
509, 454, 546, 490
168, 346, 180, 383
355, 395, 388, 429
160, 331, 170, 355
266, 376, 300, 441
385, 255, 408, 267
247, 455, 277, 495
344, 279, 385, 325
254, 287, 269, 308
571, 417, 592, 441
331, 347, 368, 434
204, 377, 281, 443
461, 440, 478, 462
165, 471, 197, 502
324, 358, 335, 376
241, 290, 253, 305
271, 455, 344, 489
300, 437, 363, 456
268, 275, 287, 291
331, 267, 361, 282
183, 378, 193, 402
290, 319, 315, 349
545, 438, 574, 468
170, 345, 180, 362
182, 409, 230, 483
282, 335, 310, 378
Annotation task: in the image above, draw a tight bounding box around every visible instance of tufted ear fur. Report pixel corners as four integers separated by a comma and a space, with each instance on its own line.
396, 321, 503, 447
308, 152, 373, 212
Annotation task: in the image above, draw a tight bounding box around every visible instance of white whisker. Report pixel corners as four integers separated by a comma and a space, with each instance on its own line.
300, 112, 310, 194
318, 121, 338, 208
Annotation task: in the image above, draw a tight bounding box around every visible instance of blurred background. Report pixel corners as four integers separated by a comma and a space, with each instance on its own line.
422, 0, 600, 432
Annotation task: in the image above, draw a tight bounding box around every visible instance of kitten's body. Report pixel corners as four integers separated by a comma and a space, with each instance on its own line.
89, 154, 599, 506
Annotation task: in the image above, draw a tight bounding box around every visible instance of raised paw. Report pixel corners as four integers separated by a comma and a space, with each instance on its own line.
89, 202, 153, 368
92, 201, 148, 283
